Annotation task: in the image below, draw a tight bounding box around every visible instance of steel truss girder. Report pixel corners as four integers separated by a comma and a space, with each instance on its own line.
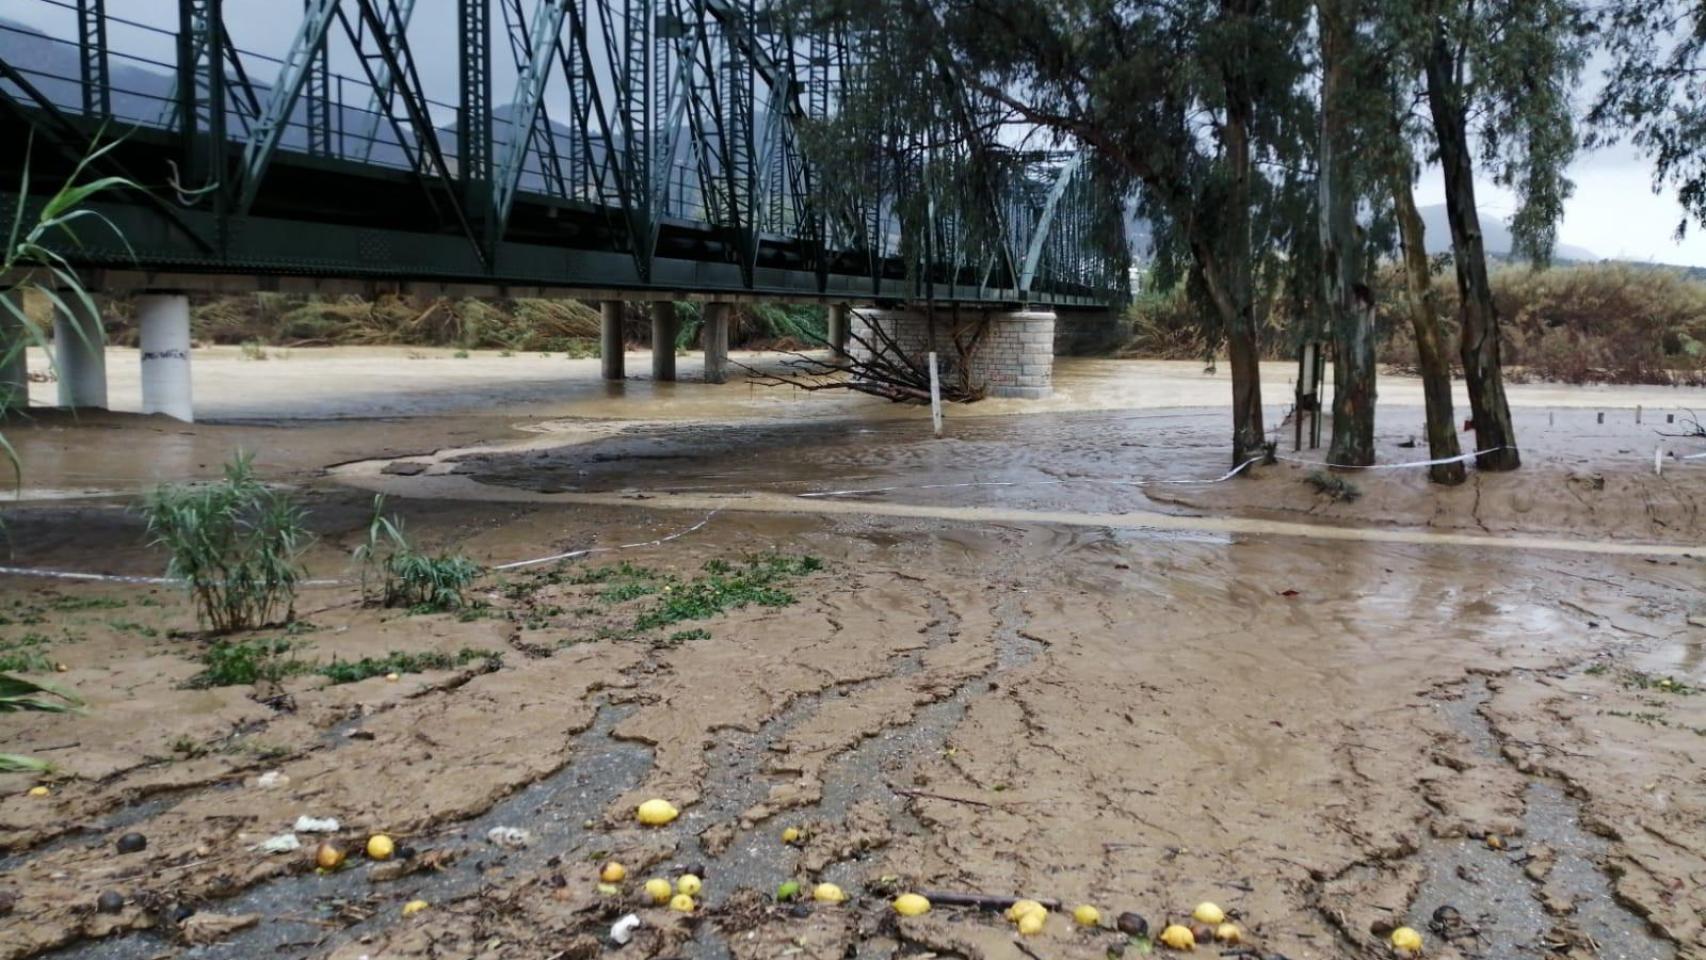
235, 0, 339, 214
351, 0, 417, 161
491, 0, 568, 238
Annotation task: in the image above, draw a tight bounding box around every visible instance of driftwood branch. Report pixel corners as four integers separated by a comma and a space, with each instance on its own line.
734, 309, 990, 404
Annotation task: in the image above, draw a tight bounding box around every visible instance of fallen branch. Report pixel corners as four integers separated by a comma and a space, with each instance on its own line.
894, 787, 994, 809
917, 890, 1063, 912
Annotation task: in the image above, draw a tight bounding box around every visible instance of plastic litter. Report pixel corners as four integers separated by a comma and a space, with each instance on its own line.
486, 826, 532, 849
610, 913, 642, 945
258, 834, 301, 854
293, 816, 340, 833
255, 771, 288, 789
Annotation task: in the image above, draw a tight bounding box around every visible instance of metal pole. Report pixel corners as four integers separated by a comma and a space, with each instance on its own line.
928, 350, 943, 438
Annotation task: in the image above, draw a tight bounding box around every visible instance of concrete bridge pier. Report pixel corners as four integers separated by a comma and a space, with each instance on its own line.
702, 302, 730, 384
0, 293, 28, 412
600, 301, 625, 381
851, 307, 1056, 398
651, 302, 678, 382
136, 293, 194, 421
827, 303, 851, 365
54, 297, 109, 409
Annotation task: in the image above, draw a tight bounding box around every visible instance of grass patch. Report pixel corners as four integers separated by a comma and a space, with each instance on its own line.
1303, 470, 1362, 502
110, 620, 159, 638
1623, 671, 1698, 696
632, 554, 821, 631
657, 628, 711, 648
356, 496, 483, 612
318, 648, 499, 685
569, 562, 659, 585
599, 582, 658, 604
44, 596, 127, 612
0, 651, 53, 672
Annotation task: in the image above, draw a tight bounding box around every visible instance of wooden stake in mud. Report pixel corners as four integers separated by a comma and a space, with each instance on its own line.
928, 351, 944, 438
1636, 405, 1642, 424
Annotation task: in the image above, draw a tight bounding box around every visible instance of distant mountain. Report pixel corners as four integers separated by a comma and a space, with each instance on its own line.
1416, 203, 1598, 263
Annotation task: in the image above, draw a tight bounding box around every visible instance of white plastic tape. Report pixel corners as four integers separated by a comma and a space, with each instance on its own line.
1276, 445, 1510, 471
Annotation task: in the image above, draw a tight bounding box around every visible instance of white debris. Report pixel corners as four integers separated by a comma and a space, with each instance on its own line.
485, 826, 532, 849
258, 833, 301, 854
255, 771, 289, 789
293, 816, 340, 833
610, 913, 642, 945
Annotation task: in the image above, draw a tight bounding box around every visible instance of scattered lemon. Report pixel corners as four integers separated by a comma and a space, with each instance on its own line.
893, 893, 931, 917
401, 899, 428, 917
1485, 834, 1505, 851
1191, 902, 1225, 925
812, 882, 847, 903
669, 893, 695, 913
1073, 904, 1101, 927
1006, 899, 1047, 922
636, 798, 679, 826
315, 841, 346, 870
597, 882, 621, 895
1215, 923, 1242, 944
601, 861, 627, 884
366, 835, 395, 860
643, 878, 673, 904
781, 826, 802, 844
1017, 910, 1046, 935
26, 785, 49, 798
1391, 927, 1423, 952
677, 874, 703, 897
54, 663, 68, 673
1159, 924, 1196, 950
775, 880, 801, 902
385, 672, 400, 682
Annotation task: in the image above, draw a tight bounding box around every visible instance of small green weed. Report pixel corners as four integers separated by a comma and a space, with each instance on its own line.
355, 495, 482, 611
110, 620, 159, 638
658, 628, 710, 647
1623, 671, 1698, 696
633, 554, 821, 631
0, 651, 53, 672
318, 648, 499, 685
599, 582, 658, 604
45, 596, 127, 612
187, 638, 310, 688
453, 349, 470, 359
240, 339, 269, 361
1304, 470, 1362, 502
569, 562, 659, 585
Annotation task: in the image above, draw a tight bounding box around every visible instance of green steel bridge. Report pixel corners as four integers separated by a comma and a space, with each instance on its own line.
0, 0, 1129, 306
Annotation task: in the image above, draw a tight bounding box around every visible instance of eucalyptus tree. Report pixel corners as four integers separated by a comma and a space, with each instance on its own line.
798, 0, 1314, 467
1410, 0, 1588, 471
1592, 1, 1706, 235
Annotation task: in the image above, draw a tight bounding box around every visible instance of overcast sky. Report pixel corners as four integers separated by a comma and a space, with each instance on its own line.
11, 0, 1706, 267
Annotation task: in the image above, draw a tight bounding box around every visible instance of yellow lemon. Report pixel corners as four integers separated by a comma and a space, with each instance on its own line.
1006, 899, 1046, 922
1159, 924, 1196, 950
636, 798, 679, 826
600, 861, 627, 884
643, 878, 673, 904
812, 882, 847, 903
26, 785, 49, 798
1191, 902, 1225, 925
782, 826, 802, 844
1073, 904, 1101, 927
366, 835, 395, 860
315, 841, 346, 870
669, 893, 695, 913
384, 672, 400, 682
1017, 910, 1046, 936
893, 893, 931, 917
1391, 927, 1423, 951
1215, 923, 1242, 944
401, 899, 428, 917
677, 874, 703, 897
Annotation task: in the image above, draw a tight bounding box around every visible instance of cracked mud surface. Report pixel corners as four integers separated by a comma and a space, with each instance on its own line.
1, 360, 1703, 960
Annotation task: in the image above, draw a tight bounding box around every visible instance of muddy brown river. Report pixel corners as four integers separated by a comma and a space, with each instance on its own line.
0, 349, 1702, 960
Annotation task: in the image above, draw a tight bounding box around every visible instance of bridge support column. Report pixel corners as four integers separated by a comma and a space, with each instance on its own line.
853, 308, 1055, 399
600, 301, 625, 381
827, 303, 851, 366
702, 302, 730, 384
55, 297, 109, 409
651, 302, 678, 382
0, 292, 28, 412
136, 293, 193, 422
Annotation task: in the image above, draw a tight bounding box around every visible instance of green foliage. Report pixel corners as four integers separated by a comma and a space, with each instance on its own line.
633, 554, 822, 631
317, 648, 499, 685
186, 638, 308, 688
142, 453, 310, 634
598, 582, 659, 604
569, 562, 659, 585
0, 672, 82, 713
0, 650, 53, 673
355, 496, 482, 611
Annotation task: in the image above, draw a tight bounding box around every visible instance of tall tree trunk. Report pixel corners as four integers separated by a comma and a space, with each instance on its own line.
1318, 0, 1376, 466
1216, 0, 1265, 467
1424, 33, 1521, 471
1389, 153, 1466, 485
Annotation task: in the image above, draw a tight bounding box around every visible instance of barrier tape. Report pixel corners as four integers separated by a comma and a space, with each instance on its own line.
1275, 445, 1511, 471
798, 457, 1262, 500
